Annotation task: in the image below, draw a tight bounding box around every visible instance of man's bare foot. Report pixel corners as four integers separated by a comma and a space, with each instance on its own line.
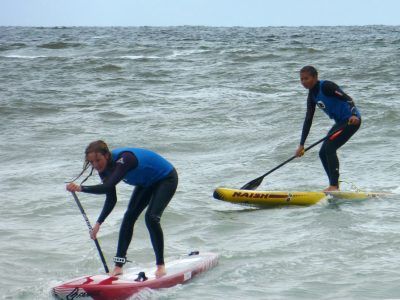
324, 186, 339, 192
110, 266, 123, 276
155, 265, 166, 278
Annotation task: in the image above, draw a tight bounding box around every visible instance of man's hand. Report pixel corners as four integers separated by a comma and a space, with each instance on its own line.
295, 145, 305, 157
348, 115, 360, 125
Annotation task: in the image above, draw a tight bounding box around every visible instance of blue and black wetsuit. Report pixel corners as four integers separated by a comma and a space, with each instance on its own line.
300, 80, 361, 186
81, 148, 178, 267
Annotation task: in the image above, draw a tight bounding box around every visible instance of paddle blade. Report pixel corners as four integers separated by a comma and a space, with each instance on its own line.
240, 176, 263, 190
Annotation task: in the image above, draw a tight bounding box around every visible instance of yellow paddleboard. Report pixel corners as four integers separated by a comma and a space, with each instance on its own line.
213, 187, 391, 206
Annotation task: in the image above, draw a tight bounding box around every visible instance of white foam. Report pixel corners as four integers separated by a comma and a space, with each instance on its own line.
391, 186, 400, 194
120, 55, 160, 60
2, 54, 48, 59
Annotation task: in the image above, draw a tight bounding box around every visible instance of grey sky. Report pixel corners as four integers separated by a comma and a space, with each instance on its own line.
1, 0, 399, 27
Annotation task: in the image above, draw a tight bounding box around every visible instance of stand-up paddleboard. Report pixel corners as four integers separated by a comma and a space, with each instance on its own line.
213, 187, 391, 207
52, 251, 218, 300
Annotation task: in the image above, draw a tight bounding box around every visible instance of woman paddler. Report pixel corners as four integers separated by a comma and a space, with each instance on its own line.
66, 140, 178, 277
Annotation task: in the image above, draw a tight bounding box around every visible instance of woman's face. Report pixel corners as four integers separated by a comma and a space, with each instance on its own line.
300, 71, 318, 89
87, 152, 109, 173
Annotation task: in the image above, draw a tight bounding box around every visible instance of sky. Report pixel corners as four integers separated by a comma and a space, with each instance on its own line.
0, 0, 399, 27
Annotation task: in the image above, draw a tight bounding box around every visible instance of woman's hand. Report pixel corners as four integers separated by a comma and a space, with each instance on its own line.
348, 115, 360, 125
90, 222, 101, 240
66, 182, 82, 192
295, 145, 305, 157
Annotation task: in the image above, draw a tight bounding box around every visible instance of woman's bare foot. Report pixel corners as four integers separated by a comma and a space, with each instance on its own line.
155, 265, 166, 278
323, 186, 339, 192
110, 266, 123, 276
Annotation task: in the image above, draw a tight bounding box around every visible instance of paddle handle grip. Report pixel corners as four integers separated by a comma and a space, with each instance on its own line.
71, 192, 110, 274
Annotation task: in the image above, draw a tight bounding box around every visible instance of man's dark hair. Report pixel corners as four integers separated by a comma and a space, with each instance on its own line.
300, 65, 318, 77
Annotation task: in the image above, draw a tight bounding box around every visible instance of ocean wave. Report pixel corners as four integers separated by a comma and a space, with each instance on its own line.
0, 43, 27, 52
167, 49, 212, 58
231, 53, 280, 62
97, 111, 128, 119
94, 64, 123, 72
37, 41, 84, 49
0, 54, 48, 59
120, 55, 161, 60
277, 46, 322, 53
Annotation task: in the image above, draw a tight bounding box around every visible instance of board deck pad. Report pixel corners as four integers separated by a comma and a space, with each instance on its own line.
52, 252, 218, 300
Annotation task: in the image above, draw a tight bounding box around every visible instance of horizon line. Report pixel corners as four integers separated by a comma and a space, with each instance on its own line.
1, 24, 399, 28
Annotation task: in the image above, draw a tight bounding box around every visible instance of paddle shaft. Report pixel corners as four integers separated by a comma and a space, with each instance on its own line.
71, 192, 109, 274
241, 125, 347, 190
259, 134, 330, 178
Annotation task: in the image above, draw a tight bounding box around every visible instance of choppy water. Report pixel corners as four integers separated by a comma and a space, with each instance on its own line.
1, 26, 399, 299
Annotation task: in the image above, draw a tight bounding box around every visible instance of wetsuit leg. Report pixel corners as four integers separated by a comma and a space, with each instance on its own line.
115, 186, 152, 266
319, 121, 361, 186
145, 169, 178, 266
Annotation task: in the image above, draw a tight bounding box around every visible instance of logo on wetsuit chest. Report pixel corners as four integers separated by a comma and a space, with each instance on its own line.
317, 101, 326, 109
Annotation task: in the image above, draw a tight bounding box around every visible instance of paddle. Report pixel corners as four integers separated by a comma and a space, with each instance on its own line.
70, 191, 110, 274
240, 125, 347, 190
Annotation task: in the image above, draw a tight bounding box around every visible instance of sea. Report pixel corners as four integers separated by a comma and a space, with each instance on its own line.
0, 26, 399, 299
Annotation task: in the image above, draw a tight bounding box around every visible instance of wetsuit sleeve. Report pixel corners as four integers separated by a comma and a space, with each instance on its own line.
97, 188, 117, 224
81, 152, 138, 224
322, 81, 358, 115
81, 152, 138, 194
300, 92, 316, 146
